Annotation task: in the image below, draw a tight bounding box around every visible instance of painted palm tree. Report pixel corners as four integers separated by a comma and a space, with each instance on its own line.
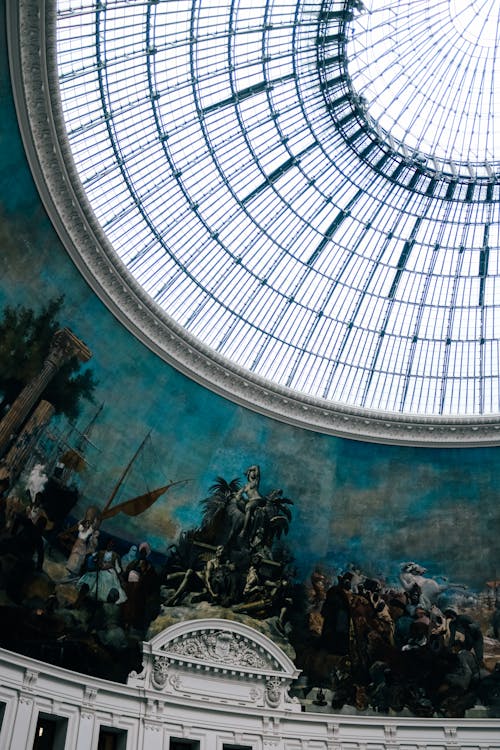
198, 476, 242, 545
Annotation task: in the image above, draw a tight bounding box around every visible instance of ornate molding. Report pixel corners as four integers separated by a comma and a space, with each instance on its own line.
165, 630, 276, 671
79, 684, 98, 720
22, 669, 38, 692
1, 647, 500, 749
128, 618, 301, 711
8, 0, 500, 447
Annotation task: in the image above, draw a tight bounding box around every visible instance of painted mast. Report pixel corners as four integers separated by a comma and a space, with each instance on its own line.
56, 402, 104, 481
101, 430, 151, 516
60, 431, 189, 541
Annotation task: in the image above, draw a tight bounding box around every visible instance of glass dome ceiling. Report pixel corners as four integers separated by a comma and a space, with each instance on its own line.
345, 0, 500, 176
55, 0, 500, 417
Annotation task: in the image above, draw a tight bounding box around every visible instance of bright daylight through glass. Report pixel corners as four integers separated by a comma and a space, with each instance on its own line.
56, 0, 500, 416
347, 0, 500, 175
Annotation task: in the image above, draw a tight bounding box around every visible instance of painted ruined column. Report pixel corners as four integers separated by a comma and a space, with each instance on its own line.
0, 328, 91, 459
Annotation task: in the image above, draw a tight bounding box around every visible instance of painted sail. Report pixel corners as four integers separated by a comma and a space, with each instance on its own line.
102, 480, 187, 520
59, 431, 188, 540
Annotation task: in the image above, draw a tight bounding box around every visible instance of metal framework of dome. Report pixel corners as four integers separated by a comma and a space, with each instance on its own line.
7, 0, 500, 444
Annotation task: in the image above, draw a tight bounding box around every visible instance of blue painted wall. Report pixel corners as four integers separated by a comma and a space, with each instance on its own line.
0, 4, 498, 593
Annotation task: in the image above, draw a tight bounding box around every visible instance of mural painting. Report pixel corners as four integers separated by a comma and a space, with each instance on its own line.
0, 308, 499, 720
0, 23, 500, 718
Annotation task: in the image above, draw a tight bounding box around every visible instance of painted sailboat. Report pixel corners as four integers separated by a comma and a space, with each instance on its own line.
98, 431, 189, 522
53, 402, 104, 483
59, 430, 189, 541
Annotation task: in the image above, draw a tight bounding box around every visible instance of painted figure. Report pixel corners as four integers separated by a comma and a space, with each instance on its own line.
66, 518, 98, 576
444, 608, 484, 665
78, 540, 127, 603
236, 465, 264, 539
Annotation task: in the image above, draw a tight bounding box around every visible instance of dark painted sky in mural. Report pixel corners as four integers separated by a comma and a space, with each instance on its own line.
0, 10, 499, 594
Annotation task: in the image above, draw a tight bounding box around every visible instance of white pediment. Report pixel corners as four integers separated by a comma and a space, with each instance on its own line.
147, 618, 298, 677
128, 618, 301, 711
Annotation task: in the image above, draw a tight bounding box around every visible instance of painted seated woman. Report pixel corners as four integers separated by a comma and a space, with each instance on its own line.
77, 540, 127, 603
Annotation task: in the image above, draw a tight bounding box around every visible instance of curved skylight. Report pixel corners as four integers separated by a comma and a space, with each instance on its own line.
346, 0, 500, 177
56, 0, 500, 416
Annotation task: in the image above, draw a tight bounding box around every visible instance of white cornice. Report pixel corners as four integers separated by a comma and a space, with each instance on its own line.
6, 0, 500, 447
1, 646, 500, 745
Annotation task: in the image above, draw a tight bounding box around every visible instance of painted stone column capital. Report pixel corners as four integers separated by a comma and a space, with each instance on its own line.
46, 327, 92, 369
0, 328, 92, 459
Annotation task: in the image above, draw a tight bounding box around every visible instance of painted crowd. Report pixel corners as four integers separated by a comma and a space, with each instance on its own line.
0, 306, 499, 717
0, 455, 499, 718
300, 562, 500, 717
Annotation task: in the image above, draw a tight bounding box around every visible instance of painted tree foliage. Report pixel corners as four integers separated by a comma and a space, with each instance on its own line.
0, 297, 96, 419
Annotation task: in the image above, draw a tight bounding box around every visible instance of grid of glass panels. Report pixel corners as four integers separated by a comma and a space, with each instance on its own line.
346, 0, 500, 178
56, 0, 500, 415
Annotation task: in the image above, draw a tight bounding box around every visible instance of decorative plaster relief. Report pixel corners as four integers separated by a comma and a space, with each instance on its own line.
167, 674, 183, 692
83, 686, 98, 707
144, 721, 162, 733
266, 678, 284, 709
131, 619, 301, 711
165, 630, 274, 670
22, 670, 38, 691
1, 648, 500, 750
151, 657, 169, 689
